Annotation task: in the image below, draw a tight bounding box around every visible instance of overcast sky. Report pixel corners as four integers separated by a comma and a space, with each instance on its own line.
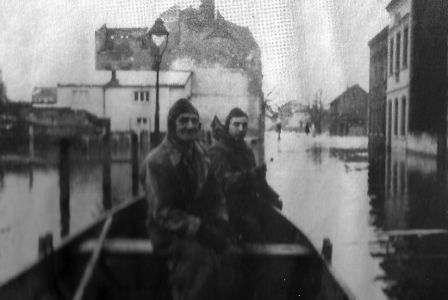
0, 0, 389, 105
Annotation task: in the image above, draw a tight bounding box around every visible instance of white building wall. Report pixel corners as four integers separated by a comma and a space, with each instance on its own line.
104, 85, 191, 133
57, 86, 104, 117
57, 83, 191, 133
190, 68, 260, 135
386, 0, 412, 151
407, 132, 437, 155
105, 87, 152, 132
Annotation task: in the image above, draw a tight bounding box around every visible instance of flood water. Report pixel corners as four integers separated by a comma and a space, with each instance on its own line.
1, 132, 448, 299
266, 131, 448, 300
0, 151, 134, 283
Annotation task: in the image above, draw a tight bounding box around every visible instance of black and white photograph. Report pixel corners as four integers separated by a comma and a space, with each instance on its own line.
1, 0, 448, 299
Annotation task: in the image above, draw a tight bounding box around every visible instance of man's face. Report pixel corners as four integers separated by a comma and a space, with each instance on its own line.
175, 112, 200, 143
228, 116, 248, 141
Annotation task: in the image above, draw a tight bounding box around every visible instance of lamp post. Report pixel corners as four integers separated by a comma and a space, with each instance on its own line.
147, 18, 169, 146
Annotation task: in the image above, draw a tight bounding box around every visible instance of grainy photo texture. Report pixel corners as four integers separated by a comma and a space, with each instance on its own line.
1, 1, 448, 299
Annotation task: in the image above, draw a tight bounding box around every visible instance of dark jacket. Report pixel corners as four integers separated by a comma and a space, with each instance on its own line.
208, 135, 264, 240
209, 135, 282, 229
140, 137, 228, 248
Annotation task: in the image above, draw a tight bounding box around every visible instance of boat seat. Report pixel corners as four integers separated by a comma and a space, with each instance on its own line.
79, 239, 313, 256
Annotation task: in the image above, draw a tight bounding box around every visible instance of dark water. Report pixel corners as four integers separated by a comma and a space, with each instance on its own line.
369, 151, 448, 300
266, 132, 448, 300
0, 147, 133, 283
1, 132, 448, 300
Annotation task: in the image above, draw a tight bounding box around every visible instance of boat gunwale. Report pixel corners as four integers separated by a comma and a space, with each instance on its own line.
0, 196, 357, 300
0, 196, 145, 287
267, 206, 357, 300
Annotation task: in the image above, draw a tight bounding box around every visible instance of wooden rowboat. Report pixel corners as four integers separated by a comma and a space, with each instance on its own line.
0, 197, 355, 300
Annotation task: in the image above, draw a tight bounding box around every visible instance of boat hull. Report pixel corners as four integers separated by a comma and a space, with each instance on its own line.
0, 198, 354, 300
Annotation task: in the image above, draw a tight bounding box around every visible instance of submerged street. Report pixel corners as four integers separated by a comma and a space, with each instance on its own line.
0, 131, 448, 299
266, 131, 448, 300
3, 1, 448, 298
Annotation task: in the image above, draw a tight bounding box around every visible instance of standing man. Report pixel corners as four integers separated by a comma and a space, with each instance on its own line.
140, 98, 232, 300
209, 107, 282, 242
275, 118, 282, 140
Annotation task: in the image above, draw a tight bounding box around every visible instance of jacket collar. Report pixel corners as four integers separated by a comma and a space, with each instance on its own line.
162, 137, 210, 199
162, 137, 208, 167
219, 132, 248, 151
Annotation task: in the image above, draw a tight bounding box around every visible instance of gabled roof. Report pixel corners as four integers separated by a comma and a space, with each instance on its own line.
386, 0, 404, 12
25, 107, 105, 135
58, 70, 192, 88
32, 87, 57, 97
330, 84, 368, 106
368, 26, 389, 47
32, 87, 57, 104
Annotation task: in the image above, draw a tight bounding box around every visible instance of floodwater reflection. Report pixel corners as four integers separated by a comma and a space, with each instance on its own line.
368, 150, 448, 299
0, 150, 133, 283
266, 132, 448, 299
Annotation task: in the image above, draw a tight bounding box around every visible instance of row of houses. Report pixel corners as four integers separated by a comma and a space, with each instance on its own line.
24, 1, 265, 163
329, 84, 368, 136
267, 86, 368, 136
368, 0, 448, 158
30, 67, 263, 161
32, 68, 260, 136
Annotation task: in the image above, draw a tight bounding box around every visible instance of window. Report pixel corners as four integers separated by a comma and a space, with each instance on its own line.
401, 97, 406, 136
400, 162, 406, 194
137, 117, 148, 126
394, 98, 398, 136
392, 162, 398, 195
396, 32, 401, 72
389, 38, 394, 75
72, 89, 89, 102
134, 90, 150, 102
388, 101, 392, 138
403, 27, 409, 68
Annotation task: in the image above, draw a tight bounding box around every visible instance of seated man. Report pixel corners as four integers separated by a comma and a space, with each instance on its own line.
209, 107, 282, 242
140, 98, 233, 300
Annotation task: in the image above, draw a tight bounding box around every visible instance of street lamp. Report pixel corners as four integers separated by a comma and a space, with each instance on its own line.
147, 18, 169, 146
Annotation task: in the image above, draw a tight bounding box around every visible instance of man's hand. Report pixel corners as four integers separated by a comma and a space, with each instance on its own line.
197, 222, 232, 253
272, 198, 283, 210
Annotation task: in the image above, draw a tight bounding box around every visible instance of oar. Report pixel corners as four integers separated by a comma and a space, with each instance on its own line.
73, 216, 113, 300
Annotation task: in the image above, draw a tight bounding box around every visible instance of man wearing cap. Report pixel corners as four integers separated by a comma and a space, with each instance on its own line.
209, 107, 282, 242
140, 98, 232, 300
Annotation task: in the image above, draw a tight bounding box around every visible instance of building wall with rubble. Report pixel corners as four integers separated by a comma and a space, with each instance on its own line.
160, 3, 264, 163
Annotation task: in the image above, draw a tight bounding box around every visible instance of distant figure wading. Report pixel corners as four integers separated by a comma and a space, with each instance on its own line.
275, 119, 282, 140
